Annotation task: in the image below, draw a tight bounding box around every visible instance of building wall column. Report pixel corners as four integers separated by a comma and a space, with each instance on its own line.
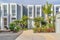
1, 18, 4, 30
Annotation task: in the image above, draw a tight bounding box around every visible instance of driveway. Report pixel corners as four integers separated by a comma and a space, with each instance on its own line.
16, 30, 60, 40
0, 31, 23, 40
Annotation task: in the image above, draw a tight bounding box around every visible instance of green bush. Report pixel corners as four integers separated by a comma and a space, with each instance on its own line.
34, 22, 40, 27
9, 23, 21, 32
33, 27, 37, 33
22, 28, 28, 30
33, 27, 41, 33
46, 23, 54, 28
41, 21, 47, 26
9, 23, 15, 31
14, 26, 21, 32
40, 26, 47, 32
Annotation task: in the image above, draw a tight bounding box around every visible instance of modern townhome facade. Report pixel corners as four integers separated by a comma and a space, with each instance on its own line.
0, 3, 60, 30
0, 3, 23, 30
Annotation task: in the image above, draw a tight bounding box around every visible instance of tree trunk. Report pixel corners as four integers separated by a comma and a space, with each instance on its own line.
47, 15, 49, 24
45, 14, 49, 23
46, 15, 49, 28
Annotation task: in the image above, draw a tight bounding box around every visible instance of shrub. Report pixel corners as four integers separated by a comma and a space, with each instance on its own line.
33, 27, 41, 33
22, 28, 28, 30
40, 26, 47, 32
46, 28, 53, 32
9, 23, 21, 32
34, 22, 40, 27
9, 23, 15, 31
44, 23, 55, 32
41, 21, 47, 26
33, 27, 37, 33
14, 26, 21, 32
37, 27, 41, 32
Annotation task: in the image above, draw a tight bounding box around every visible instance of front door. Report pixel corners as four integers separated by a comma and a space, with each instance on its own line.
3, 18, 8, 29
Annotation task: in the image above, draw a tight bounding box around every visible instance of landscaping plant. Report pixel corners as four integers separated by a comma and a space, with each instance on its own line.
9, 23, 15, 31
42, 2, 53, 28
14, 26, 21, 32
33, 2, 55, 33
9, 15, 28, 32
33, 17, 42, 32
20, 15, 28, 29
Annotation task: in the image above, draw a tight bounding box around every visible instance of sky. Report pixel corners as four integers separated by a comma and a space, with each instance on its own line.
0, 0, 60, 5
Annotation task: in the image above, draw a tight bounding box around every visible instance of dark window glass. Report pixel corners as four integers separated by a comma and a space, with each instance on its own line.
3, 5, 7, 16
12, 5, 16, 16
29, 7, 32, 17
37, 7, 40, 17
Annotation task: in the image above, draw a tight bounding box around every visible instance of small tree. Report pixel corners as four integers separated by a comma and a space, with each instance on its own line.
20, 15, 28, 29
42, 2, 53, 23
42, 2, 53, 28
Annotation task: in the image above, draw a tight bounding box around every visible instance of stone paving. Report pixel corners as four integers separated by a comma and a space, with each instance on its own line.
16, 30, 60, 40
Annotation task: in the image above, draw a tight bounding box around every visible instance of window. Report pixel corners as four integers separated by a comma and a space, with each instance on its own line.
12, 18, 16, 21
37, 7, 40, 17
12, 5, 16, 16
56, 7, 60, 14
29, 7, 32, 17
56, 7, 59, 13
3, 5, 7, 16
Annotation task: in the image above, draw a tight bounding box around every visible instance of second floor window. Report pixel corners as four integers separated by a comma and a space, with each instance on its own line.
29, 7, 32, 17
12, 5, 16, 16
37, 7, 40, 17
3, 5, 7, 16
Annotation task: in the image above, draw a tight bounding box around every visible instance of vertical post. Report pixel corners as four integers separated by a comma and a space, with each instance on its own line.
1, 4, 4, 30
40, 5, 42, 27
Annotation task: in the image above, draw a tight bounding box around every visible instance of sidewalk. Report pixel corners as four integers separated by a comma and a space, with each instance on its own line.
16, 30, 60, 40
0, 30, 23, 40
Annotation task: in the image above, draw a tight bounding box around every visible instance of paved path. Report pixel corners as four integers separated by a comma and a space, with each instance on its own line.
0, 31, 22, 40
16, 30, 60, 40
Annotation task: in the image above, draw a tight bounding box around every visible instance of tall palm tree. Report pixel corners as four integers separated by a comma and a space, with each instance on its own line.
42, 2, 53, 24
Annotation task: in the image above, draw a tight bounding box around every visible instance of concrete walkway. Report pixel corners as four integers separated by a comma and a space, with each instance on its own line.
16, 30, 60, 40
0, 30, 22, 40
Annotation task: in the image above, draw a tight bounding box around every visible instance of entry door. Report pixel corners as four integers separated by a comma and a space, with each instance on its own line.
3, 18, 7, 29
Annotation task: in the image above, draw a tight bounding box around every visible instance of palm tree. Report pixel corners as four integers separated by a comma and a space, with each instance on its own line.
42, 2, 53, 25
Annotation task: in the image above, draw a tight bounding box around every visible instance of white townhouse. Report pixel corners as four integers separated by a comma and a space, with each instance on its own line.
0, 3, 60, 30
0, 3, 23, 30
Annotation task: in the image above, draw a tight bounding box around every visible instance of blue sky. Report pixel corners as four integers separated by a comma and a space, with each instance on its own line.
0, 0, 59, 5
